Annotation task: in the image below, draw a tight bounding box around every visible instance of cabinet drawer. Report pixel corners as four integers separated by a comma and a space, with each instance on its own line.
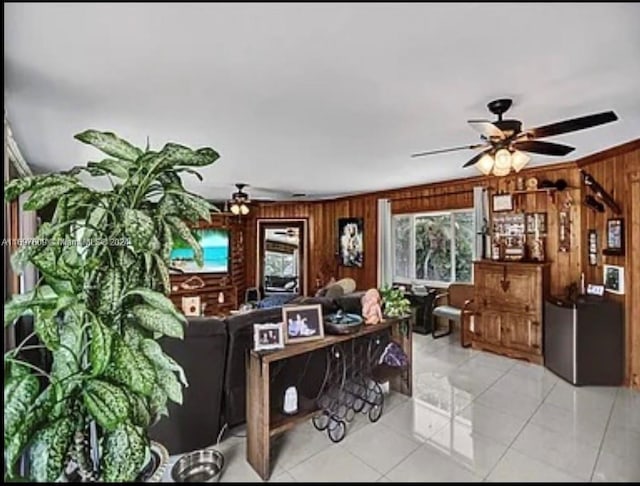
477, 294, 541, 316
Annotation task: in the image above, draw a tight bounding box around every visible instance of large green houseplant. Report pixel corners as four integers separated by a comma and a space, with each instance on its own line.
4, 130, 219, 481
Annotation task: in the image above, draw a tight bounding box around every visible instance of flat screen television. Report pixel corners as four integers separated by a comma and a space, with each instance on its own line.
170, 228, 230, 273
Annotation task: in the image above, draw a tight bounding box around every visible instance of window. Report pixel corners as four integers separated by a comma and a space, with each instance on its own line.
393, 209, 474, 286
264, 251, 297, 278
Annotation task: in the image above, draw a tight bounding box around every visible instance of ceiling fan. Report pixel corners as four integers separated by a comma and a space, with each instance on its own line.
411, 98, 618, 176
227, 183, 251, 215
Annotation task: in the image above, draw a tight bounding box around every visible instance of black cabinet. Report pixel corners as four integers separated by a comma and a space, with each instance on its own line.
406, 291, 437, 335
544, 296, 623, 386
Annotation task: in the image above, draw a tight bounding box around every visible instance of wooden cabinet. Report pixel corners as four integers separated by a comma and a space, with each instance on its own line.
472, 261, 549, 364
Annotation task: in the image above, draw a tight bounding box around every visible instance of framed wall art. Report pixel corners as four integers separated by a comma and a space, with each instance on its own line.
603, 218, 624, 256
588, 229, 598, 266
603, 264, 625, 295
338, 217, 364, 267
492, 193, 513, 212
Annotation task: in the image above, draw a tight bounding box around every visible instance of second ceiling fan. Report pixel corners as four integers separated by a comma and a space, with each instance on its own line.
411, 98, 618, 176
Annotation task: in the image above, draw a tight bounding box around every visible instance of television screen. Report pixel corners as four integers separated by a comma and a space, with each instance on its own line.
170, 228, 229, 273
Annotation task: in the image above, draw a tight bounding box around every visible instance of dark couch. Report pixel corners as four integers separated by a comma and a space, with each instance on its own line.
150, 291, 365, 453
149, 317, 228, 455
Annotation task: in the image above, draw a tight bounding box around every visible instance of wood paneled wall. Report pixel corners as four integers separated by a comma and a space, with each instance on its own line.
577, 140, 640, 387
246, 140, 640, 387
170, 214, 247, 316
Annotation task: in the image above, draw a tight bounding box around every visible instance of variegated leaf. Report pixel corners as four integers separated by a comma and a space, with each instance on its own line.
166, 216, 203, 267
124, 209, 155, 252
158, 142, 220, 167
23, 182, 79, 211
124, 289, 185, 323
33, 307, 60, 350
104, 336, 156, 397
97, 268, 123, 318
4, 366, 40, 447
167, 190, 213, 222
140, 339, 188, 387
28, 416, 75, 482
89, 317, 112, 376
156, 367, 182, 405
101, 423, 147, 482
83, 380, 130, 431
132, 304, 184, 339
74, 130, 143, 162
87, 158, 133, 179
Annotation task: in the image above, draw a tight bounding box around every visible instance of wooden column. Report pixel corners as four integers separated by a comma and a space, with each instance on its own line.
629, 171, 640, 389
246, 352, 270, 480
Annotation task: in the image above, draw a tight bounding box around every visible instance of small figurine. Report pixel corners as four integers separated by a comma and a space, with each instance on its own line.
361, 288, 383, 325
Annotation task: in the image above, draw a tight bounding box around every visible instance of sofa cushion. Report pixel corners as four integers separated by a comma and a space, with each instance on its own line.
256, 293, 297, 309
288, 295, 340, 315
323, 284, 345, 300
336, 291, 367, 315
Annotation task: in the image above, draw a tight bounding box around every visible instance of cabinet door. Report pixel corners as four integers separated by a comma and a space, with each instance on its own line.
502, 314, 542, 355
475, 311, 502, 346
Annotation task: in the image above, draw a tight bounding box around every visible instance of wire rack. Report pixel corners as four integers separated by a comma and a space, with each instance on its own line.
311, 330, 391, 443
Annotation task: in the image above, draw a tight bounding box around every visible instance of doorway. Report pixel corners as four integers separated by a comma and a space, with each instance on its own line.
257, 219, 308, 297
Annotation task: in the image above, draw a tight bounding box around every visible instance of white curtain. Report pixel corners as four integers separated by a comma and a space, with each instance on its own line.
377, 198, 393, 288
473, 186, 490, 260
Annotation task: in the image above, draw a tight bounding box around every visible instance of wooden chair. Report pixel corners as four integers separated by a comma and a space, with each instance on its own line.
431, 283, 475, 346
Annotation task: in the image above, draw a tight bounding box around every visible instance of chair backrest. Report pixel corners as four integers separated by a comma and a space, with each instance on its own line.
448, 283, 474, 309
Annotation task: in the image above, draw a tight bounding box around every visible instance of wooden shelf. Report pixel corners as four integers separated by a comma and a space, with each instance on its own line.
510, 188, 557, 195
269, 396, 319, 437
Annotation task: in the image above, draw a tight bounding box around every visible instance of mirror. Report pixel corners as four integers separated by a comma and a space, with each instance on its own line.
257, 219, 307, 297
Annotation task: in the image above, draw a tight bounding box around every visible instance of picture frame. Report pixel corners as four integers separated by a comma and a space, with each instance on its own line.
338, 217, 364, 267
182, 296, 201, 317
603, 264, 625, 295
282, 304, 325, 344
492, 193, 513, 212
253, 322, 285, 351
588, 229, 598, 266
603, 218, 624, 256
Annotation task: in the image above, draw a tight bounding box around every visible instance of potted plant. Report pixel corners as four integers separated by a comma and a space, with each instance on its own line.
4, 130, 219, 481
380, 286, 411, 318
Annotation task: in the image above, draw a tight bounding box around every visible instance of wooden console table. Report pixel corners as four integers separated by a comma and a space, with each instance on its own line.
246, 317, 413, 480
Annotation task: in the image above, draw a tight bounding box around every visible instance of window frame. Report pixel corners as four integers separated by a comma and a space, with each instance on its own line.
392, 208, 475, 288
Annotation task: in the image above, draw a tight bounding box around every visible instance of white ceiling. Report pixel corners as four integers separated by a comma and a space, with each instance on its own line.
5, 3, 640, 201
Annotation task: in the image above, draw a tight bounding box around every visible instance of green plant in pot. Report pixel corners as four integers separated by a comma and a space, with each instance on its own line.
3, 130, 219, 482
380, 286, 411, 318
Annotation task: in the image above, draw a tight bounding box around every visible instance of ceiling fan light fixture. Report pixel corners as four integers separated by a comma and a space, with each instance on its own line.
492, 165, 511, 177
230, 203, 241, 215
494, 149, 512, 171
475, 153, 495, 175
511, 150, 531, 173
239, 203, 250, 215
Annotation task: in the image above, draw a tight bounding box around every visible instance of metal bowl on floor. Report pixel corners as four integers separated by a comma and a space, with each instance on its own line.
171, 448, 225, 483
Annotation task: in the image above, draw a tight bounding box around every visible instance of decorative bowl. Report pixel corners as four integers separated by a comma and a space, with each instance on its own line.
324, 312, 364, 335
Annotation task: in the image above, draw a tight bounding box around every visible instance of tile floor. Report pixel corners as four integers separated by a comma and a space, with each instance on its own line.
162, 332, 640, 482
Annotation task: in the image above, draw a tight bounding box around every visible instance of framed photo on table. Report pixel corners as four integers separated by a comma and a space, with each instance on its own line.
253, 323, 285, 351
282, 304, 324, 344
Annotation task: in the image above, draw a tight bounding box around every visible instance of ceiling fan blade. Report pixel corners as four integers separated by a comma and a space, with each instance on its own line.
526, 111, 618, 139
411, 143, 487, 158
512, 140, 575, 156
468, 119, 505, 140
462, 149, 491, 168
